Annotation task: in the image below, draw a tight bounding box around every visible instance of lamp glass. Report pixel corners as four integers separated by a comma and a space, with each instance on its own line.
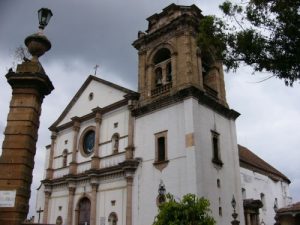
38, 8, 53, 29
231, 195, 236, 209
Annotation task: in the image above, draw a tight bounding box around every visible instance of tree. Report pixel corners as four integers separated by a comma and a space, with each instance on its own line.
153, 193, 216, 225
198, 0, 300, 86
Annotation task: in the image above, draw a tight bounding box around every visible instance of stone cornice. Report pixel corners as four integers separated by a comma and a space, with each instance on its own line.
6, 71, 54, 97
41, 159, 140, 187
132, 86, 240, 120
133, 14, 201, 50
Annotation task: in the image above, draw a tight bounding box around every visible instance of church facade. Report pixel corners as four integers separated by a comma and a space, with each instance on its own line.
34, 4, 291, 225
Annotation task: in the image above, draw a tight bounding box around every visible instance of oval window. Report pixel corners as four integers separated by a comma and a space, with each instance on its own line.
83, 130, 95, 155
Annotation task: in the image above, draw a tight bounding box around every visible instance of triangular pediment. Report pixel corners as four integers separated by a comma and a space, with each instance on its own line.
50, 75, 135, 129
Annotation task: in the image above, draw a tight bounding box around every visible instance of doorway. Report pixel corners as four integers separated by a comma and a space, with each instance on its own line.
78, 197, 91, 225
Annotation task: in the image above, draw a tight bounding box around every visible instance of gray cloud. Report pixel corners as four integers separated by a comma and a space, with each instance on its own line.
1, 0, 299, 218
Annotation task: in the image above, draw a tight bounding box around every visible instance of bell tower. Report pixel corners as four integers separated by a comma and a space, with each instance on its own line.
133, 4, 227, 107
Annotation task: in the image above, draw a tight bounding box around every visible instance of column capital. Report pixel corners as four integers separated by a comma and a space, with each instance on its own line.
95, 116, 102, 124
6, 69, 54, 97
91, 183, 99, 191
68, 186, 76, 195
44, 185, 52, 194
71, 117, 81, 131
51, 131, 57, 140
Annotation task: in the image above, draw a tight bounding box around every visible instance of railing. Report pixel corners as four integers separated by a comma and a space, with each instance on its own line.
53, 167, 69, 179
151, 82, 172, 97
100, 152, 126, 169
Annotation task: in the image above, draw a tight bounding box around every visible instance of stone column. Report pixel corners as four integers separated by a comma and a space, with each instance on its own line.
42, 186, 52, 224
124, 94, 138, 160
67, 185, 76, 225
0, 61, 54, 225
46, 131, 57, 179
125, 111, 134, 160
126, 175, 134, 225
69, 117, 80, 175
91, 108, 102, 169
90, 182, 99, 225
246, 213, 251, 225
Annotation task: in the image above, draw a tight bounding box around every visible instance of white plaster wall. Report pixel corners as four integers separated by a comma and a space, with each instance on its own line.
59, 80, 127, 126
193, 100, 244, 225
98, 179, 127, 225
52, 106, 129, 175
100, 107, 129, 143
240, 167, 291, 225
47, 185, 69, 225
53, 127, 73, 169
133, 98, 244, 225
133, 100, 195, 225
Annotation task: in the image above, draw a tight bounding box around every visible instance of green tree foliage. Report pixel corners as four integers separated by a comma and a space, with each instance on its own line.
153, 193, 216, 225
198, 0, 300, 85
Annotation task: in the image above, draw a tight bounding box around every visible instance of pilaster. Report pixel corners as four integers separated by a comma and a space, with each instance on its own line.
42, 186, 52, 224
46, 131, 57, 179
66, 183, 76, 225
90, 182, 99, 225
69, 117, 80, 175
126, 175, 133, 225
91, 108, 102, 169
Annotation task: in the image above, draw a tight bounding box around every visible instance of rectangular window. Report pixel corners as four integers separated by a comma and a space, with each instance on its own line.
154, 131, 168, 164
157, 137, 166, 161
211, 130, 223, 166
153, 131, 169, 171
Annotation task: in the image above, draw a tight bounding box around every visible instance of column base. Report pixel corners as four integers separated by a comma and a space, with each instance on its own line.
125, 146, 135, 160
91, 156, 100, 169
69, 162, 77, 175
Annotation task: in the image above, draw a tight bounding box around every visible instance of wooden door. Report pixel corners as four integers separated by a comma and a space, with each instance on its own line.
78, 198, 91, 225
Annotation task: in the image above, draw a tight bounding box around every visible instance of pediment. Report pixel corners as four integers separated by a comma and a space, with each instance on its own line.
50, 75, 135, 129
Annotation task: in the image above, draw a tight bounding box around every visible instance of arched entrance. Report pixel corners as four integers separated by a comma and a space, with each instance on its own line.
78, 197, 91, 225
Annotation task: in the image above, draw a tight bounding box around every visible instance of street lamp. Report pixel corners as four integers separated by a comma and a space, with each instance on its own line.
158, 181, 166, 196
38, 8, 53, 30
24, 7, 53, 62
273, 198, 281, 225
231, 195, 237, 210
231, 195, 240, 225
273, 198, 278, 212
157, 180, 166, 205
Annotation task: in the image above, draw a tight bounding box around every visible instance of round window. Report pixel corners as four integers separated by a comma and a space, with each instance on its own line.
83, 130, 95, 155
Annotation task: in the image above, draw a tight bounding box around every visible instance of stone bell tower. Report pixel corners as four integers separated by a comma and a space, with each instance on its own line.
0, 9, 54, 225
133, 4, 227, 107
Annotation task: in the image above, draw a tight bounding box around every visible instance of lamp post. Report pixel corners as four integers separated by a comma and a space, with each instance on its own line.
231, 195, 240, 225
0, 8, 54, 225
157, 180, 166, 205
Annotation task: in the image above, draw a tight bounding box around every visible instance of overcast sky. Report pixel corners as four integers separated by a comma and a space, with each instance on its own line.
0, 0, 299, 218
